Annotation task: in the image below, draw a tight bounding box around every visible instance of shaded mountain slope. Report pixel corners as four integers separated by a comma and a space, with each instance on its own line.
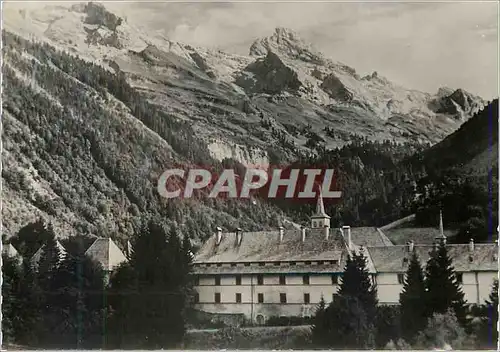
1, 31, 286, 242
414, 99, 499, 176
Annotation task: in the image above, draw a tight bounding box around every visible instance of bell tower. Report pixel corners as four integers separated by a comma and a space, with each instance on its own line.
311, 190, 330, 229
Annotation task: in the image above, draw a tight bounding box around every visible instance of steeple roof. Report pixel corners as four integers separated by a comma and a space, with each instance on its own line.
439, 209, 445, 238
311, 190, 330, 219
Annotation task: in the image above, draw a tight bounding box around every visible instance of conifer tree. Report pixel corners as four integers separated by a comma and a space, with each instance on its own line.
399, 251, 427, 341
317, 295, 375, 349
108, 221, 191, 349
338, 250, 378, 321
485, 279, 499, 345
311, 295, 328, 347
11, 218, 54, 259
424, 242, 467, 325
35, 226, 62, 292
43, 253, 107, 348
1, 254, 22, 344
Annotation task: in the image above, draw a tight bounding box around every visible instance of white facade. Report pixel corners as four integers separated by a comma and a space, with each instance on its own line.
376, 271, 497, 305
193, 199, 498, 324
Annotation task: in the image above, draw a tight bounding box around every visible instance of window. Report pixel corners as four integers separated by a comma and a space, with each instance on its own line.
258, 293, 264, 303
274, 262, 280, 266
259, 262, 265, 267
214, 293, 221, 303
194, 275, 200, 286
215, 276, 221, 286
304, 293, 310, 304
303, 275, 310, 285
194, 292, 199, 303
236, 275, 242, 285
456, 273, 463, 284
231, 263, 237, 267
305, 261, 311, 265
280, 293, 287, 303
244, 263, 251, 267
397, 274, 405, 284
332, 260, 338, 265
279, 275, 286, 285
290, 261, 296, 266
317, 261, 324, 265
217, 263, 222, 267
403, 257, 408, 264
206, 264, 211, 268
236, 293, 242, 303
331, 275, 338, 285
257, 275, 264, 285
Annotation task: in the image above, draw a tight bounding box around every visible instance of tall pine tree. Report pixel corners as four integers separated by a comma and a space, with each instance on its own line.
338, 249, 378, 322
424, 242, 467, 325
315, 295, 375, 348
399, 251, 427, 341
107, 221, 191, 349
485, 279, 499, 347
311, 295, 328, 347
1, 254, 22, 344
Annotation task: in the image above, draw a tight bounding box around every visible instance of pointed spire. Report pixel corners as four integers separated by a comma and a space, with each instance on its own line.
439, 209, 445, 238
315, 188, 327, 216
435, 209, 446, 245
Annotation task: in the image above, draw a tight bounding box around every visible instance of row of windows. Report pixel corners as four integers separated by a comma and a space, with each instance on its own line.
194, 292, 339, 304
196, 260, 339, 268
196, 274, 341, 286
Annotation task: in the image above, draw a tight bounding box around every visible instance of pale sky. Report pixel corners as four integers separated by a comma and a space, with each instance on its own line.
4, 0, 499, 98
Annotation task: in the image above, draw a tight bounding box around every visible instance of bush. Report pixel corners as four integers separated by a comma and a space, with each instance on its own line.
265, 315, 313, 327
384, 338, 411, 350
375, 305, 401, 347
414, 310, 467, 350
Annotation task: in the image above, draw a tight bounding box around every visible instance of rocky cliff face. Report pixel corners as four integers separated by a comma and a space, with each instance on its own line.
3, 2, 486, 166
236, 51, 302, 94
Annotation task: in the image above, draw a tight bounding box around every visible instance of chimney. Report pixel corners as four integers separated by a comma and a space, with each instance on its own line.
342, 225, 352, 250
236, 228, 243, 245
324, 224, 329, 240
216, 227, 222, 245
279, 226, 285, 242
468, 238, 474, 252
409, 240, 414, 252
301, 227, 306, 242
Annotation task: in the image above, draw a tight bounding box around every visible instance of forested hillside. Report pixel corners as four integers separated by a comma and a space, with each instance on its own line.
1, 30, 286, 244
271, 100, 499, 243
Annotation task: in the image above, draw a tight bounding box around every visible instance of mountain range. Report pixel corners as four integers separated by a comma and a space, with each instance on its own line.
2, 2, 496, 245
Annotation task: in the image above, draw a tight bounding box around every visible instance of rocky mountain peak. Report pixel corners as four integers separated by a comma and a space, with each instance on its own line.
249, 27, 324, 65
78, 2, 123, 32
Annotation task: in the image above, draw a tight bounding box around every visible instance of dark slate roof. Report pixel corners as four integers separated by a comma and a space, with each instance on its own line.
349, 227, 394, 247
382, 227, 455, 245
367, 243, 498, 273
194, 228, 347, 264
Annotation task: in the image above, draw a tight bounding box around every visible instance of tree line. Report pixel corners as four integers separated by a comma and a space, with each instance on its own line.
2, 218, 194, 349
311, 242, 498, 349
